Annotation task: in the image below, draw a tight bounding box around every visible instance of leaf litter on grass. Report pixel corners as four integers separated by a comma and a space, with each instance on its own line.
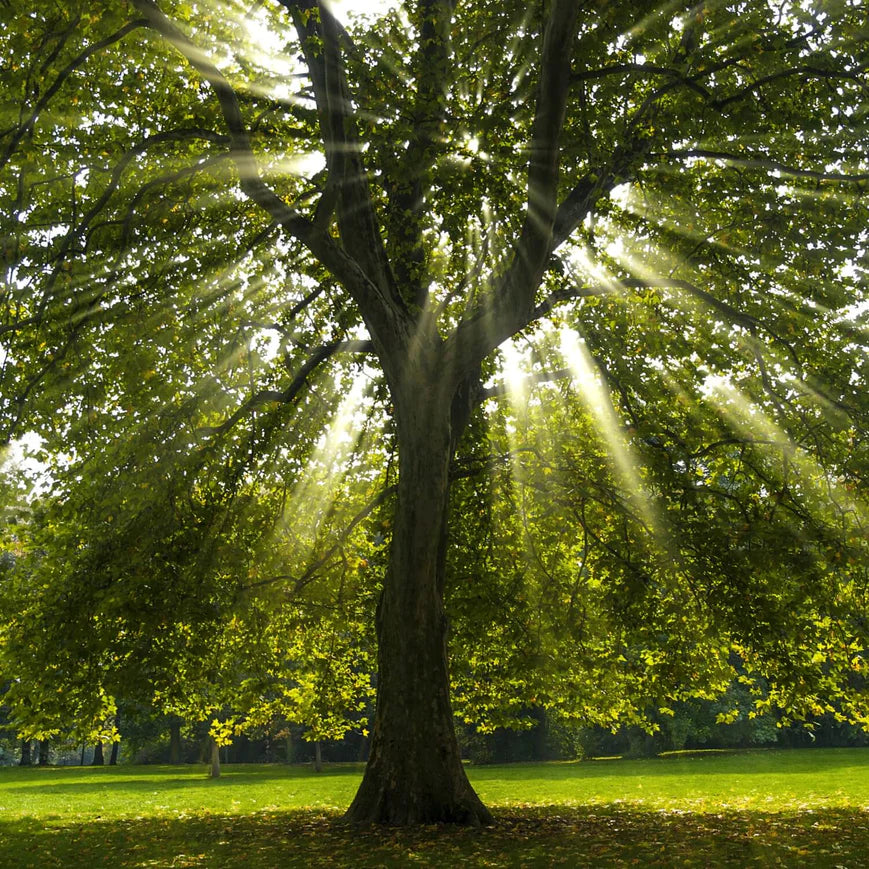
7, 805, 869, 868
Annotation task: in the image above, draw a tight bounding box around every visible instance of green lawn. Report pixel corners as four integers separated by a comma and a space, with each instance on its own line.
1, 748, 867, 867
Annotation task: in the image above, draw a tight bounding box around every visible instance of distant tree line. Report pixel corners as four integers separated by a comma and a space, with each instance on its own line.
3, 683, 865, 768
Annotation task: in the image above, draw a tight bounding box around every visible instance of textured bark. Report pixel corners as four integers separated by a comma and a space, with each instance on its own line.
169, 717, 182, 764
209, 738, 220, 778
345, 382, 492, 826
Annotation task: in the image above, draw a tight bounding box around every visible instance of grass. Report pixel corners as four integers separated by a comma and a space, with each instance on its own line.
1, 748, 867, 867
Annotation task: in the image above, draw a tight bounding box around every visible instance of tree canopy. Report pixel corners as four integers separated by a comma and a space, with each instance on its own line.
1, 0, 867, 825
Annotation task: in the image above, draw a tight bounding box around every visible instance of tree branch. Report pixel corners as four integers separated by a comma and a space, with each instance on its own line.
446, 0, 580, 375
197, 339, 373, 438
131, 0, 406, 362
385, 0, 455, 308
713, 64, 866, 110
282, 0, 399, 304
572, 62, 712, 101
651, 149, 869, 182
244, 482, 397, 595
479, 367, 573, 401
0, 18, 149, 170
531, 284, 605, 321
621, 278, 757, 330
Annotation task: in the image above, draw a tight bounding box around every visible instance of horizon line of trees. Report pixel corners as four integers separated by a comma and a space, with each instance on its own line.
4, 678, 866, 769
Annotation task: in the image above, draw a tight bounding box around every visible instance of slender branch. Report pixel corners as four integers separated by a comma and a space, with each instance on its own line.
479, 367, 573, 401
713, 65, 866, 110
290, 483, 395, 595
531, 285, 603, 321
572, 62, 712, 101
53, 129, 229, 290
621, 277, 757, 330
197, 339, 373, 437
244, 483, 397, 595
0, 19, 149, 170
651, 149, 869, 182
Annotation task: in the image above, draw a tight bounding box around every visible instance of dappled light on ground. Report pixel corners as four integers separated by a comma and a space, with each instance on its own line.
2, 751, 868, 866
2, 806, 867, 868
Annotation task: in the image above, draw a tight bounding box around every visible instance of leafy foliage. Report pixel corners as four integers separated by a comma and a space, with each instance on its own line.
0, 0, 867, 811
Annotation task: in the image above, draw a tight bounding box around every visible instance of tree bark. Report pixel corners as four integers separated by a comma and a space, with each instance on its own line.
109, 710, 121, 765
92, 741, 104, 765
345, 377, 492, 825
169, 716, 182, 764
313, 739, 323, 773
209, 738, 220, 778
285, 725, 294, 764
38, 739, 50, 766
19, 739, 31, 766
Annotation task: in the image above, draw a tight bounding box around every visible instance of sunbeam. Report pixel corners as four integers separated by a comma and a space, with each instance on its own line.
701, 374, 868, 528
276, 371, 370, 572
558, 327, 661, 537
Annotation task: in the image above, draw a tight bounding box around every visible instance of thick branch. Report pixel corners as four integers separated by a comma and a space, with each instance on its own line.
385, 0, 454, 307
283, 1, 398, 305
446, 0, 580, 376
551, 173, 615, 249
131, 0, 406, 363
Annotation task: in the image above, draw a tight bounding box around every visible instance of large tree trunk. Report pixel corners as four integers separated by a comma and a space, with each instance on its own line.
38, 739, 50, 766
92, 741, 104, 765
345, 377, 492, 825
19, 739, 32, 766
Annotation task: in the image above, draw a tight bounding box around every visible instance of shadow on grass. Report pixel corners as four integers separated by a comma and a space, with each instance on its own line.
3, 806, 867, 868
2, 763, 364, 796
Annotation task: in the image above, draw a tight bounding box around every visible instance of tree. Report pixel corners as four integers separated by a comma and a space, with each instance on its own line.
1, 0, 867, 825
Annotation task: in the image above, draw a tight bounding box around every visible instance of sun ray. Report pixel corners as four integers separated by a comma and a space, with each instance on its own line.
701, 374, 868, 528
275, 370, 370, 570
557, 326, 661, 537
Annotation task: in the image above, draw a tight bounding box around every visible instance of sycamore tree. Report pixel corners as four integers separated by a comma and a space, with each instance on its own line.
1, 0, 867, 825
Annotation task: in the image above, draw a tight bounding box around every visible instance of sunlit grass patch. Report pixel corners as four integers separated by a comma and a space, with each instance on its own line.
1, 749, 867, 867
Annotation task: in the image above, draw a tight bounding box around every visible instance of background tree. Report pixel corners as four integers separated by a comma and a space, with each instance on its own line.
1, 0, 867, 825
